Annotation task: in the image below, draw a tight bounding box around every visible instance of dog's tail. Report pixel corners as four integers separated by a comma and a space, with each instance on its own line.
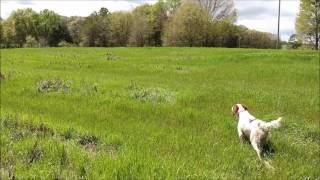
259, 117, 282, 132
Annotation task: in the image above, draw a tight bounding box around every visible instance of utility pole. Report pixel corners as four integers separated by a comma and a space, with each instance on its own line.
276, 0, 281, 49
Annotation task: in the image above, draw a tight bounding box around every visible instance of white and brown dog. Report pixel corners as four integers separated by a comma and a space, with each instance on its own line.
232, 104, 282, 159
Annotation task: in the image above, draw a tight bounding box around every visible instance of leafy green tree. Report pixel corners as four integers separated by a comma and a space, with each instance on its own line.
182, 0, 237, 21
150, 0, 168, 46
99, 7, 110, 17
238, 28, 277, 49
210, 21, 240, 47
48, 18, 72, 46
81, 12, 100, 46
163, 4, 211, 46
110, 12, 132, 46
219, 21, 238, 47
81, 8, 111, 47
0, 19, 3, 47
164, 0, 181, 16
0, 6, 278, 49
10, 8, 40, 46
38, 9, 71, 46
66, 16, 84, 45
129, 5, 153, 46
129, 2, 168, 46
296, 0, 320, 50
1, 18, 16, 47
39, 9, 60, 42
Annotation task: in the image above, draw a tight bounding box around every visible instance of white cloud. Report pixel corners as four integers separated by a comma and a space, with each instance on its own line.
1, 0, 157, 18
1, 0, 299, 41
235, 0, 300, 41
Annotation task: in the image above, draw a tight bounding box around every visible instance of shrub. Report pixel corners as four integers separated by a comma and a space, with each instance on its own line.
58, 41, 74, 47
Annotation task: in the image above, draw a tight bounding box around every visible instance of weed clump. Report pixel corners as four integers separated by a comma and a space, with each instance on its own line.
2, 115, 20, 129
60, 145, 68, 167
26, 123, 55, 137
79, 80, 98, 96
105, 52, 118, 61
11, 130, 26, 141
78, 135, 99, 152
0, 72, 5, 80
2, 115, 54, 139
101, 134, 123, 156
27, 141, 43, 165
176, 66, 183, 71
37, 78, 71, 93
63, 128, 76, 140
129, 85, 175, 103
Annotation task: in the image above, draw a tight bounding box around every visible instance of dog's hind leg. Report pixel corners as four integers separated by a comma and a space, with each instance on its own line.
251, 142, 262, 159
263, 159, 275, 169
251, 139, 262, 160
252, 141, 263, 160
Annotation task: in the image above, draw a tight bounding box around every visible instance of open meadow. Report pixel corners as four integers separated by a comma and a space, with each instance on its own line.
0, 48, 319, 179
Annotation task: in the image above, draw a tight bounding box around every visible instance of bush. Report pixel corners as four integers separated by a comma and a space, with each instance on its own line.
58, 41, 75, 47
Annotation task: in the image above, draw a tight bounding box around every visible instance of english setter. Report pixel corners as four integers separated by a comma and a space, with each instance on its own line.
232, 104, 282, 160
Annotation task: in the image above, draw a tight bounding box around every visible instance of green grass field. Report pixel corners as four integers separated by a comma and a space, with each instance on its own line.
0, 48, 319, 179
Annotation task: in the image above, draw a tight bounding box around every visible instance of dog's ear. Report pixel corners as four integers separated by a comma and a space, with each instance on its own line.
232, 104, 239, 115
241, 104, 248, 111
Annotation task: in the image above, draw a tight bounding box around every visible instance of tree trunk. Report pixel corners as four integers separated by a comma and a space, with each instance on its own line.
315, 1, 319, 50
316, 32, 319, 50
315, 13, 319, 50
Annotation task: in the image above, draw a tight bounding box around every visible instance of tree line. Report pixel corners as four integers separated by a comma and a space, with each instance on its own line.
0, 0, 279, 49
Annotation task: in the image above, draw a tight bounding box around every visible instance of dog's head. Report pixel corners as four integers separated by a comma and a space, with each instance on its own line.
231, 104, 248, 118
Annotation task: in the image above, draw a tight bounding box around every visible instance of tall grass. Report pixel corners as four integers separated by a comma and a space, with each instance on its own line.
1, 48, 319, 179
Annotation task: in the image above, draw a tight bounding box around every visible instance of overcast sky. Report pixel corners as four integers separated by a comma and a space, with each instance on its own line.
1, 0, 300, 41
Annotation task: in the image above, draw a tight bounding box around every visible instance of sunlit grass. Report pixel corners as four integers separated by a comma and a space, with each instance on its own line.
1, 47, 319, 179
